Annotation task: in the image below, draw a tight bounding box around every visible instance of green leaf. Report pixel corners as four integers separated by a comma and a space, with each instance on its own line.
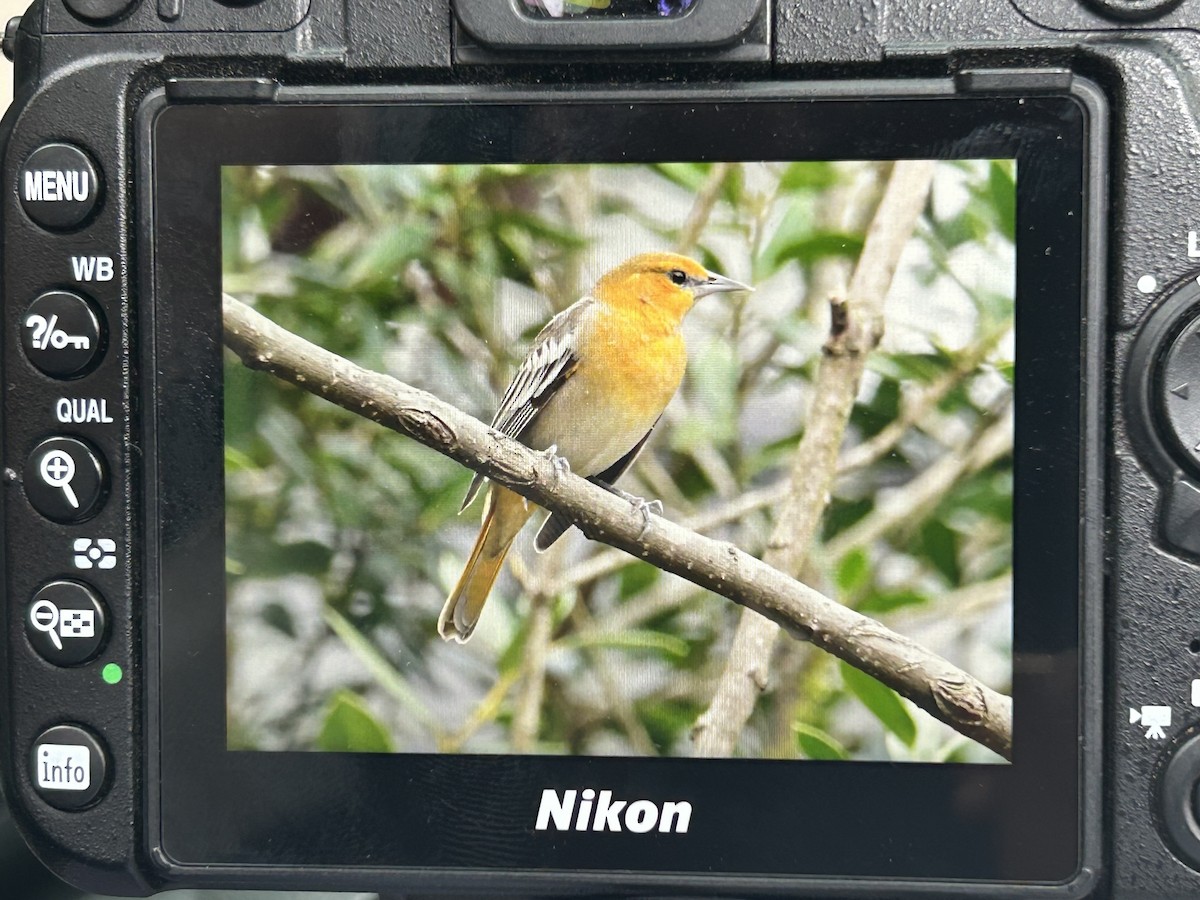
868, 349, 954, 385
858, 589, 930, 614
223, 445, 258, 474
342, 222, 431, 287
839, 661, 917, 746
560, 630, 690, 660
972, 288, 1015, 327
987, 160, 1016, 240
770, 232, 865, 269
793, 722, 848, 760
636, 698, 702, 754
283, 540, 336, 576
316, 690, 394, 752
916, 519, 961, 585
260, 601, 296, 638
755, 200, 811, 277
821, 496, 873, 543
497, 611, 534, 676
835, 548, 871, 596
652, 162, 711, 192
619, 562, 660, 600
851, 376, 901, 438
778, 161, 837, 193
931, 208, 989, 250
948, 469, 1013, 523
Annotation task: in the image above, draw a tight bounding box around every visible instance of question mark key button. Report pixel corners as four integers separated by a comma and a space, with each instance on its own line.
21, 291, 104, 379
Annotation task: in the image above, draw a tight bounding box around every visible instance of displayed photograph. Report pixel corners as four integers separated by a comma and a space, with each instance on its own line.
222, 158, 1015, 763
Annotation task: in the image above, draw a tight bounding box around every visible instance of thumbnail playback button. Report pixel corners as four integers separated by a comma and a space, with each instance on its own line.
23, 437, 107, 523
18, 144, 101, 231
30, 725, 108, 811
25, 580, 107, 666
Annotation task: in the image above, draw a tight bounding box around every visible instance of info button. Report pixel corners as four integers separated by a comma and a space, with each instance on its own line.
30, 725, 108, 810
18, 143, 102, 231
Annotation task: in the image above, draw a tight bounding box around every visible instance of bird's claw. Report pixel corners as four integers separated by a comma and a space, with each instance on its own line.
636, 497, 664, 518
632, 497, 662, 539
541, 444, 571, 477
606, 486, 663, 536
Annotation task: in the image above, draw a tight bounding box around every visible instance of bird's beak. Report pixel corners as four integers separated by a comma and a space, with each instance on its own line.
694, 271, 753, 299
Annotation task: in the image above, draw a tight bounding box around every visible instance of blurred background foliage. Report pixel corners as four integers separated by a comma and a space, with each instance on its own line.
222, 159, 1014, 763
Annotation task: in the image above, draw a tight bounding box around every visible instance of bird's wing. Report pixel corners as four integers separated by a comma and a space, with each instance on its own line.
460, 297, 594, 512
533, 418, 659, 552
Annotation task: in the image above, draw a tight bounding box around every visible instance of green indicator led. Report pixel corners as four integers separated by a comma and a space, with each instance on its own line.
101, 663, 123, 685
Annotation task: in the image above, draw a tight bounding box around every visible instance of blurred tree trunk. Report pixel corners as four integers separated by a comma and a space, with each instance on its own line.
690, 161, 936, 757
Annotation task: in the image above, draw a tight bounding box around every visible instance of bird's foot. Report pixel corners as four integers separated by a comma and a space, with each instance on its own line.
541, 444, 571, 478
606, 485, 663, 536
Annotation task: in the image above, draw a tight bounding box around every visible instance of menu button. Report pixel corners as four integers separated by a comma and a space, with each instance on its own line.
18, 144, 102, 231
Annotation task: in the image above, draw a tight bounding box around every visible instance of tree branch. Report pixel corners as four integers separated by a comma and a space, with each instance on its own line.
223, 291, 1012, 760
692, 161, 937, 756
675, 162, 732, 255
560, 345, 1003, 598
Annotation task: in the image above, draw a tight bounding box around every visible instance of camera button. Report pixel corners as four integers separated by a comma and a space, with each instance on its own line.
63, 0, 139, 25
1159, 309, 1200, 469
17, 143, 102, 232
23, 436, 107, 524
25, 580, 107, 667
2, 17, 20, 62
30, 725, 108, 811
21, 290, 105, 379
1084, 0, 1183, 22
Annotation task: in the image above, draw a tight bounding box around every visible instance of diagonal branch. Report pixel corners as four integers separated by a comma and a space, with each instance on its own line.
554, 322, 1007, 597
223, 292, 1012, 760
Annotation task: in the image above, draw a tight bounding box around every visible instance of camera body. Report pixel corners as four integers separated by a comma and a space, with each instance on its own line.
1, 0, 1198, 896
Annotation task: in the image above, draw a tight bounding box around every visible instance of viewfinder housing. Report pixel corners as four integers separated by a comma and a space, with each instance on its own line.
453, 0, 764, 52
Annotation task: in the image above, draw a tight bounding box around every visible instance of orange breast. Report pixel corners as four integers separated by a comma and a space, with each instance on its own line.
588, 304, 687, 421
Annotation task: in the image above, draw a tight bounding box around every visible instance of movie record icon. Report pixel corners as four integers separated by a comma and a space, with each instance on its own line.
25, 580, 107, 666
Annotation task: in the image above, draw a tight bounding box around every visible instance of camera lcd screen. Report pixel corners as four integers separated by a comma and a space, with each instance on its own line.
221, 159, 1016, 765
150, 90, 1096, 886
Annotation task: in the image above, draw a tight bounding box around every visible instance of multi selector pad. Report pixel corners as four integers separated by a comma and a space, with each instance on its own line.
1128, 274, 1200, 868
1129, 278, 1200, 556
1159, 306, 1200, 470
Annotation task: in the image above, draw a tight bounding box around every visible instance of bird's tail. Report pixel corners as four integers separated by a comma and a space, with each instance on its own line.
438, 487, 533, 642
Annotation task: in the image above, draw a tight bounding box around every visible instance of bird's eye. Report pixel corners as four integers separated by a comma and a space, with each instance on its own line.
667, 269, 688, 286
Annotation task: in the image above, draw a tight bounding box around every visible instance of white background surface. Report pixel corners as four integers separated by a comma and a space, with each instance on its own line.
0, 0, 29, 105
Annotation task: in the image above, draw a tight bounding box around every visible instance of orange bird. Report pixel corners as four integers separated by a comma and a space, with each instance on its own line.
438, 252, 751, 642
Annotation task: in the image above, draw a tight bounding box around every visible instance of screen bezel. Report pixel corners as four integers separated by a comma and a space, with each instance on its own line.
146, 86, 1099, 889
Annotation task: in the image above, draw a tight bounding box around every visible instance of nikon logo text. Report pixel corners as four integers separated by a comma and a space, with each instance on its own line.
534, 789, 692, 834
